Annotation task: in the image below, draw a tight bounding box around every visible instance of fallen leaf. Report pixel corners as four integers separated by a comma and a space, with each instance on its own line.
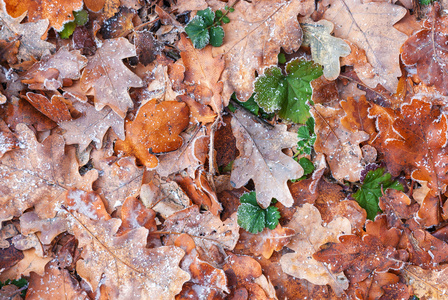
0, 119, 18, 158
301, 19, 350, 80
19, 211, 69, 245
401, 3, 448, 95
402, 265, 448, 300
230, 108, 303, 208
280, 203, 351, 296
340, 96, 376, 136
24, 92, 72, 123
0, 0, 55, 61
0, 248, 51, 281
323, 0, 407, 92
80, 37, 144, 118
115, 99, 190, 168
210, 0, 314, 101
0, 124, 98, 223
313, 103, 370, 182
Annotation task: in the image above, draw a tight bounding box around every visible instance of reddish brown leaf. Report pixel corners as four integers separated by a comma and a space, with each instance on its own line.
0, 119, 18, 158
340, 96, 376, 136
24, 92, 72, 123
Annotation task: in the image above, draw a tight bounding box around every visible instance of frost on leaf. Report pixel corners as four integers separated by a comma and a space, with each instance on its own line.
401, 3, 448, 95
230, 109, 303, 208
301, 19, 350, 80
313, 103, 370, 182
323, 0, 407, 92
280, 203, 351, 296
402, 265, 448, 300
65, 189, 190, 299
0, 124, 98, 223
209, 0, 313, 101
59, 101, 125, 152
80, 37, 143, 118
0, 0, 55, 61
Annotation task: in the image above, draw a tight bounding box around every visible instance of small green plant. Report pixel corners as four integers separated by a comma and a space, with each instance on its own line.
254, 58, 323, 124
59, 10, 89, 39
419, 0, 433, 5
0, 278, 28, 298
237, 191, 280, 234
352, 167, 403, 220
228, 93, 275, 120
296, 117, 316, 156
185, 5, 234, 49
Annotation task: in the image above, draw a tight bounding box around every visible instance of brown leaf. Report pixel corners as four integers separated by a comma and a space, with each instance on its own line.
379, 189, 419, 228
402, 265, 448, 300
24, 92, 72, 123
19, 211, 69, 245
80, 37, 143, 118
135, 30, 160, 66
0, 119, 18, 158
0, 124, 98, 223
280, 203, 351, 296
178, 34, 225, 113
235, 224, 295, 259
210, 0, 313, 101
115, 99, 190, 168
0, 242, 23, 271
0, 0, 55, 61
401, 3, 448, 95
313, 103, 370, 182
340, 96, 376, 136
313, 234, 406, 283
118, 196, 157, 236
323, 0, 407, 92
230, 108, 303, 208
100, 6, 136, 39
65, 189, 190, 299
26, 260, 89, 299
214, 114, 237, 168
0, 249, 51, 281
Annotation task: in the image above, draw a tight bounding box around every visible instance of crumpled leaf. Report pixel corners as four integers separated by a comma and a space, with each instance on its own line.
230, 108, 303, 208
313, 103, 370, 182
210, 0, 314, 101
401, 3, 448, 95
313, 234, 407, 283
0, 0, 55, 61
59, 101, 125, 152
301, 19, 350, 80
280, 203, 351, 296
115, 99, 190, 168
65, 189, 190, 299
402, 265, 448, 300
323, 0, 407, 92
80, 37, 143, 118
254, 58, 323, 124
369, 98, 448, 197
0, 124, 98, 223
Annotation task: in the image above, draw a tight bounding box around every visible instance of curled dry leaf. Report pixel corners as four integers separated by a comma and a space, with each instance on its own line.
65, 189, 190, 299
115, 99, 190, 168
280, 203, 351, 296
323, 0, 407, 93
210, 0, 313, 101
0, 0, 54, 61
401, 3, 448, 95
313, 103, 370, 182
230, 108, 303, 208
80, 37, 143, 118
0, 124, 98, 223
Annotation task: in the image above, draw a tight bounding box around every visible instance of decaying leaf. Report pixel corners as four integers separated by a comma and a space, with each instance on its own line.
280, 203, 351, 296
80, 37, 143, 118
323, 0, 407, 92
402, 265, 448, 300
0, 124, 98, 223
24, 93, 72, 123
115, 99, 190, 168
230, 108, 303, 208
301, 19, 350, 80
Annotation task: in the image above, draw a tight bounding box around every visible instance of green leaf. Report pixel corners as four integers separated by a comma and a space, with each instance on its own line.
59, 21, 76, 39
209, 25, 224, 47
215, 9, 223, 19
237, 192, 280, 233
222, 16, 230, 24
74, 10, 88, 26
296, 118, 316, 155
352, 168, 403, 220
185, 16, 210, 49
299, 157, 314, 175
0, 278, 28, 297
301, 20, 350, 80
278, 53, 286, 64
196, 8, 215, 26
254, 58, 322, 124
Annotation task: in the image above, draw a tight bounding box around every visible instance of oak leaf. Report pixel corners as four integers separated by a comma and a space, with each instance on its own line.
0, 0, 55, 61
19, 211, 69, 245
280, 203, 351, 296
313, 103, 370, 182
24, 92, 72, 123
401, 3, 448, 95
80, 37, 144, 118
301, 19, 351, 80
0, 249, 51, 281
210, 0, 314, 101
230, 108, 303, 208
0, 124, 98, 223
340, 96, 376, 136
323, 0, 407, 92
115, 99, 190, 168
402, 265, 448, 300
65, 189, 190, 299
348, 272, 411, 300
59, 101, 125, 152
